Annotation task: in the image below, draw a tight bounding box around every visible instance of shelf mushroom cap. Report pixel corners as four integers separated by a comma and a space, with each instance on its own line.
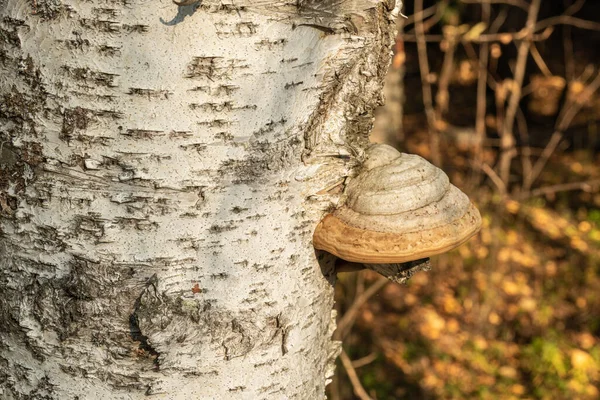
313, 144, 482, 264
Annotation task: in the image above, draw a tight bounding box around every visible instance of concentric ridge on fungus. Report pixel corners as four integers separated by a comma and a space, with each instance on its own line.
313, 144, 482, 264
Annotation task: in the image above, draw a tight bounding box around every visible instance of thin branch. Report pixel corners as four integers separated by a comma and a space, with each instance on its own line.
473, 0, 491, 183
340, 350, 373, 400
535, 16, 600, 33
435, 28, 460, 119
497, 0, 542, 187
525, 72, 600, 190
490, 6, 509, 33
471, 7, 509, 93
564, 0, 586, 15
351, 352, 378, 369
403, 28, 552, 43
422, 6, 446, 33
461, 0, 529, 12
462, 40, 499, 91
405, 0, 448, 34
529, 43, 553, 77
524, 132, 563, 191
335, 277, 388, 341
575, 64, 596, 85
481, 162, 507, 195
518, 179, 600, 200
356, 267, 366, 297
329, 372, 341, 400
516, 107, 533, 194
558, 72, 600, 132
415, 0, 442, 166
404, 3, 438, 28
563, 0, 575, 82
402, 34, 444, 42
494, 81, 506, 161
414, 0, 436, 125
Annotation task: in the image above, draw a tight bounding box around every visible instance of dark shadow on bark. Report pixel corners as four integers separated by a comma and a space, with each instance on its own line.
315, 249, 338, 287
160, 1, 201, 26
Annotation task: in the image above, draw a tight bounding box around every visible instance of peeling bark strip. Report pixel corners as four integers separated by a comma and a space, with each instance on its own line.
0, 0, 399, 398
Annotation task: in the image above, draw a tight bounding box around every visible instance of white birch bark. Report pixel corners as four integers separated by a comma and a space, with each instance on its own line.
0, 0, 399, 398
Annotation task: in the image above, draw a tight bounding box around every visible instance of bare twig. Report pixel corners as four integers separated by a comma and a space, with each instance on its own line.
458, 2, 599, 45
473, 0, 491, 184
524, 72, 600, 190
436, 27, 460, 119
576, 64, 596, 85
329, 372, 341, 400
497, 0, 542, 188
529, 43, 553, 77
516, 107, 533, 194
481, 162, 507, 195
356, 268, 366, 296
463, 40, 499, 92
405, 0, 448, 34
558, 73, 600, 132
524, 132, 563, 191
461, 0, 529, 12
404, 3, 438, 28
535, 15, 600, 33
518, 179, 600, 200
352, 352, 379, 369
335, 277, 388, 341
490, 6, 509, 33
494, 79, 506, 158
464, 7, 508, 93
403, 28, 552, 43
564, 0, 586, 15
562, 2, 575, 82
415, 0, 442, 166
402, 34, 445, 42
411, 1, 600, 45
340, 350, 373, 400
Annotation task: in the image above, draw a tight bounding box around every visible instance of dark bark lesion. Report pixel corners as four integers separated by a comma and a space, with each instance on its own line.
0, 40, 49, 214
0, 137, 45, 215
28, 0, 72, 21
129, 274, 161, 370
60, 106, 92, 142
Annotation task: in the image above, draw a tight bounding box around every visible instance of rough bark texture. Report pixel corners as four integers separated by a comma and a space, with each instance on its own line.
0, 0, 398, 398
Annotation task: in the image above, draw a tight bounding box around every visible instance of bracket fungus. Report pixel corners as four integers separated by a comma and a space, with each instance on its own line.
314, 144, 481, 284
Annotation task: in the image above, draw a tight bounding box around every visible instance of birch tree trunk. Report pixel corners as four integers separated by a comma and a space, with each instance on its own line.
0, 0, 399, 398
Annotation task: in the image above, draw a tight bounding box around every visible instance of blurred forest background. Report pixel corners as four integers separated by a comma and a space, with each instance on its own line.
329, 0, 600, 399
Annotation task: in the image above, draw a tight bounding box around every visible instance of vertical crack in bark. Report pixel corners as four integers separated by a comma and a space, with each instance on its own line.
280, 327, 288, 356
274, 314, 289, 355
129, 274, 161, 371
